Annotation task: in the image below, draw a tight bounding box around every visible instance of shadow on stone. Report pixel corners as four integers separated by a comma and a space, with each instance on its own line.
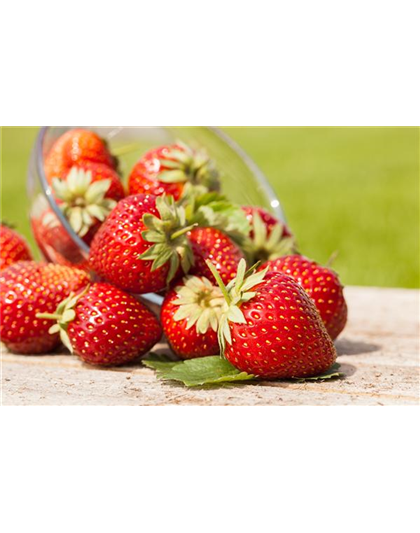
336, 337, 380, 356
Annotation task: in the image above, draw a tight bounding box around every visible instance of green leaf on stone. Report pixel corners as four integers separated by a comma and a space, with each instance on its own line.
290, 363, 343, 382
143, 354, 255, 387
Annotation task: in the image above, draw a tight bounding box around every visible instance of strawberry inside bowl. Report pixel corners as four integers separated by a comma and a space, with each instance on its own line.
27, 127, 286, 305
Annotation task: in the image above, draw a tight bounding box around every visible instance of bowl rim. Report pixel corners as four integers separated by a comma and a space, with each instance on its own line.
35, 126, 285, 257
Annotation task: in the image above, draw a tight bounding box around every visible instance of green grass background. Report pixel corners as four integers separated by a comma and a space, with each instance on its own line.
1, 127, 419, 288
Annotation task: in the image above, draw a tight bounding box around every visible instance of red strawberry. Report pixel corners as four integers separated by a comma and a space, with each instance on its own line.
44, 128, 116, 183
51, 163, 125, 243
188, 227, 245, 285
0, 261, 89, 354
0, 224, 32, 270
128, 143, 220, 201
30, 195, 88, 270
207, 259, 337, 379
161, 276, 224, 359
261, 255, 347, 340
241, 206, 296, 262
89, 194, 195, 294
38, 282, 162, 366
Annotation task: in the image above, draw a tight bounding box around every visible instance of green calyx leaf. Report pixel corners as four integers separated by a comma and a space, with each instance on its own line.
290, 363, 344, 382
52, 167, 117, 237
173, 276, 226, 334
158, 142, 220, 191
243, 210, 297, 263
36, 285, 90, 354
179, 184, 251, 245
205, 259, 268, 354
140, 195, 195, 284
143, 353, 255, 387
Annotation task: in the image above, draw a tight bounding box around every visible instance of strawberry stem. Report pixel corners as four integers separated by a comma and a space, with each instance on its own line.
326, 250, 339, 267
170, 223, 198, 241
205, 260, 231, 305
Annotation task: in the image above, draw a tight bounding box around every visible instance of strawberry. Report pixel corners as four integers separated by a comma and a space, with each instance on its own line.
261, 255, 347, 340
128, 142, 220, 201
38, 282, 162, 366
161, 276, 224, 359
30, 195, 88, 270
51, 162, 125, 242
0, 224, 32, 270
89, 194, 195, 294
241, 206, 296, 263
207, 259, 337, 379
0, 261, 89, 354
44, 128, 116, 183
188, 227, 245, 285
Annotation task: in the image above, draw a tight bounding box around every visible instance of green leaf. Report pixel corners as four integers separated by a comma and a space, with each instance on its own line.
142, 353, 178, 372
85, 179, 111, 204
166, 253, 180, 282
69, 207, 83, 234
180, 187, 250, 244
143, 354, 255, 387
291, 363, 343, 382
157, 159, 183, 170
59, 326, 74, 354
159, 170, 188, 183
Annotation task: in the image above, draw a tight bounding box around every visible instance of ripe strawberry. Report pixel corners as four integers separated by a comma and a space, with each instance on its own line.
241, 206, 296, 263
161, 276, 224, 359
51, 163, 125, 242
188, 227, 245, 285
89, 194, 195, 294
30, 195, 88, 270
44, 128, 116, 183
0, 224, 32, 270
128, 143, 220, 201
0, 261, 89, 354
207, 259, 337, 379
261, 255, 347, 340
38, 282, 162, 366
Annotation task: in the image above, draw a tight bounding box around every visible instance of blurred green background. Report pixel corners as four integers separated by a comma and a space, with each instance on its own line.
1, 127, 419, 288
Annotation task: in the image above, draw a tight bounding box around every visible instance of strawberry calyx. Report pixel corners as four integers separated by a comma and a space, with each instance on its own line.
158, 142, 220, 191
36, 286, 90, 353
173, 276, 225, 334
140, 195, 196, 283
205, 258, 268, 353
0, 220, 16, 229
179, 184, 251, 245
52, 167, 117, 237
243, 210, 296, 262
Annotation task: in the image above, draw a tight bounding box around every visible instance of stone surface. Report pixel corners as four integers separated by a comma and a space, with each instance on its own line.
1, 286, 419, 406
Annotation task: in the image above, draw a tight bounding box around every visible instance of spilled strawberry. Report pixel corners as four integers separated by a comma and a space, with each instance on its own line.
161, 275, 224, 359
188, 227, 245, 285
128, 142, 220, 201
261, 255, 347, 340
207, 259, 337, 379
37, 282, 162, 366
241, 206, 296, 263
0, 261, 89, 354
89, 194, 195, 294
44, 128, 116, 183
0, 224, 32, 270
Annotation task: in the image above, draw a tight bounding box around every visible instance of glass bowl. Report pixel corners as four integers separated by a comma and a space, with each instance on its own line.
27, 127, 285, 302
